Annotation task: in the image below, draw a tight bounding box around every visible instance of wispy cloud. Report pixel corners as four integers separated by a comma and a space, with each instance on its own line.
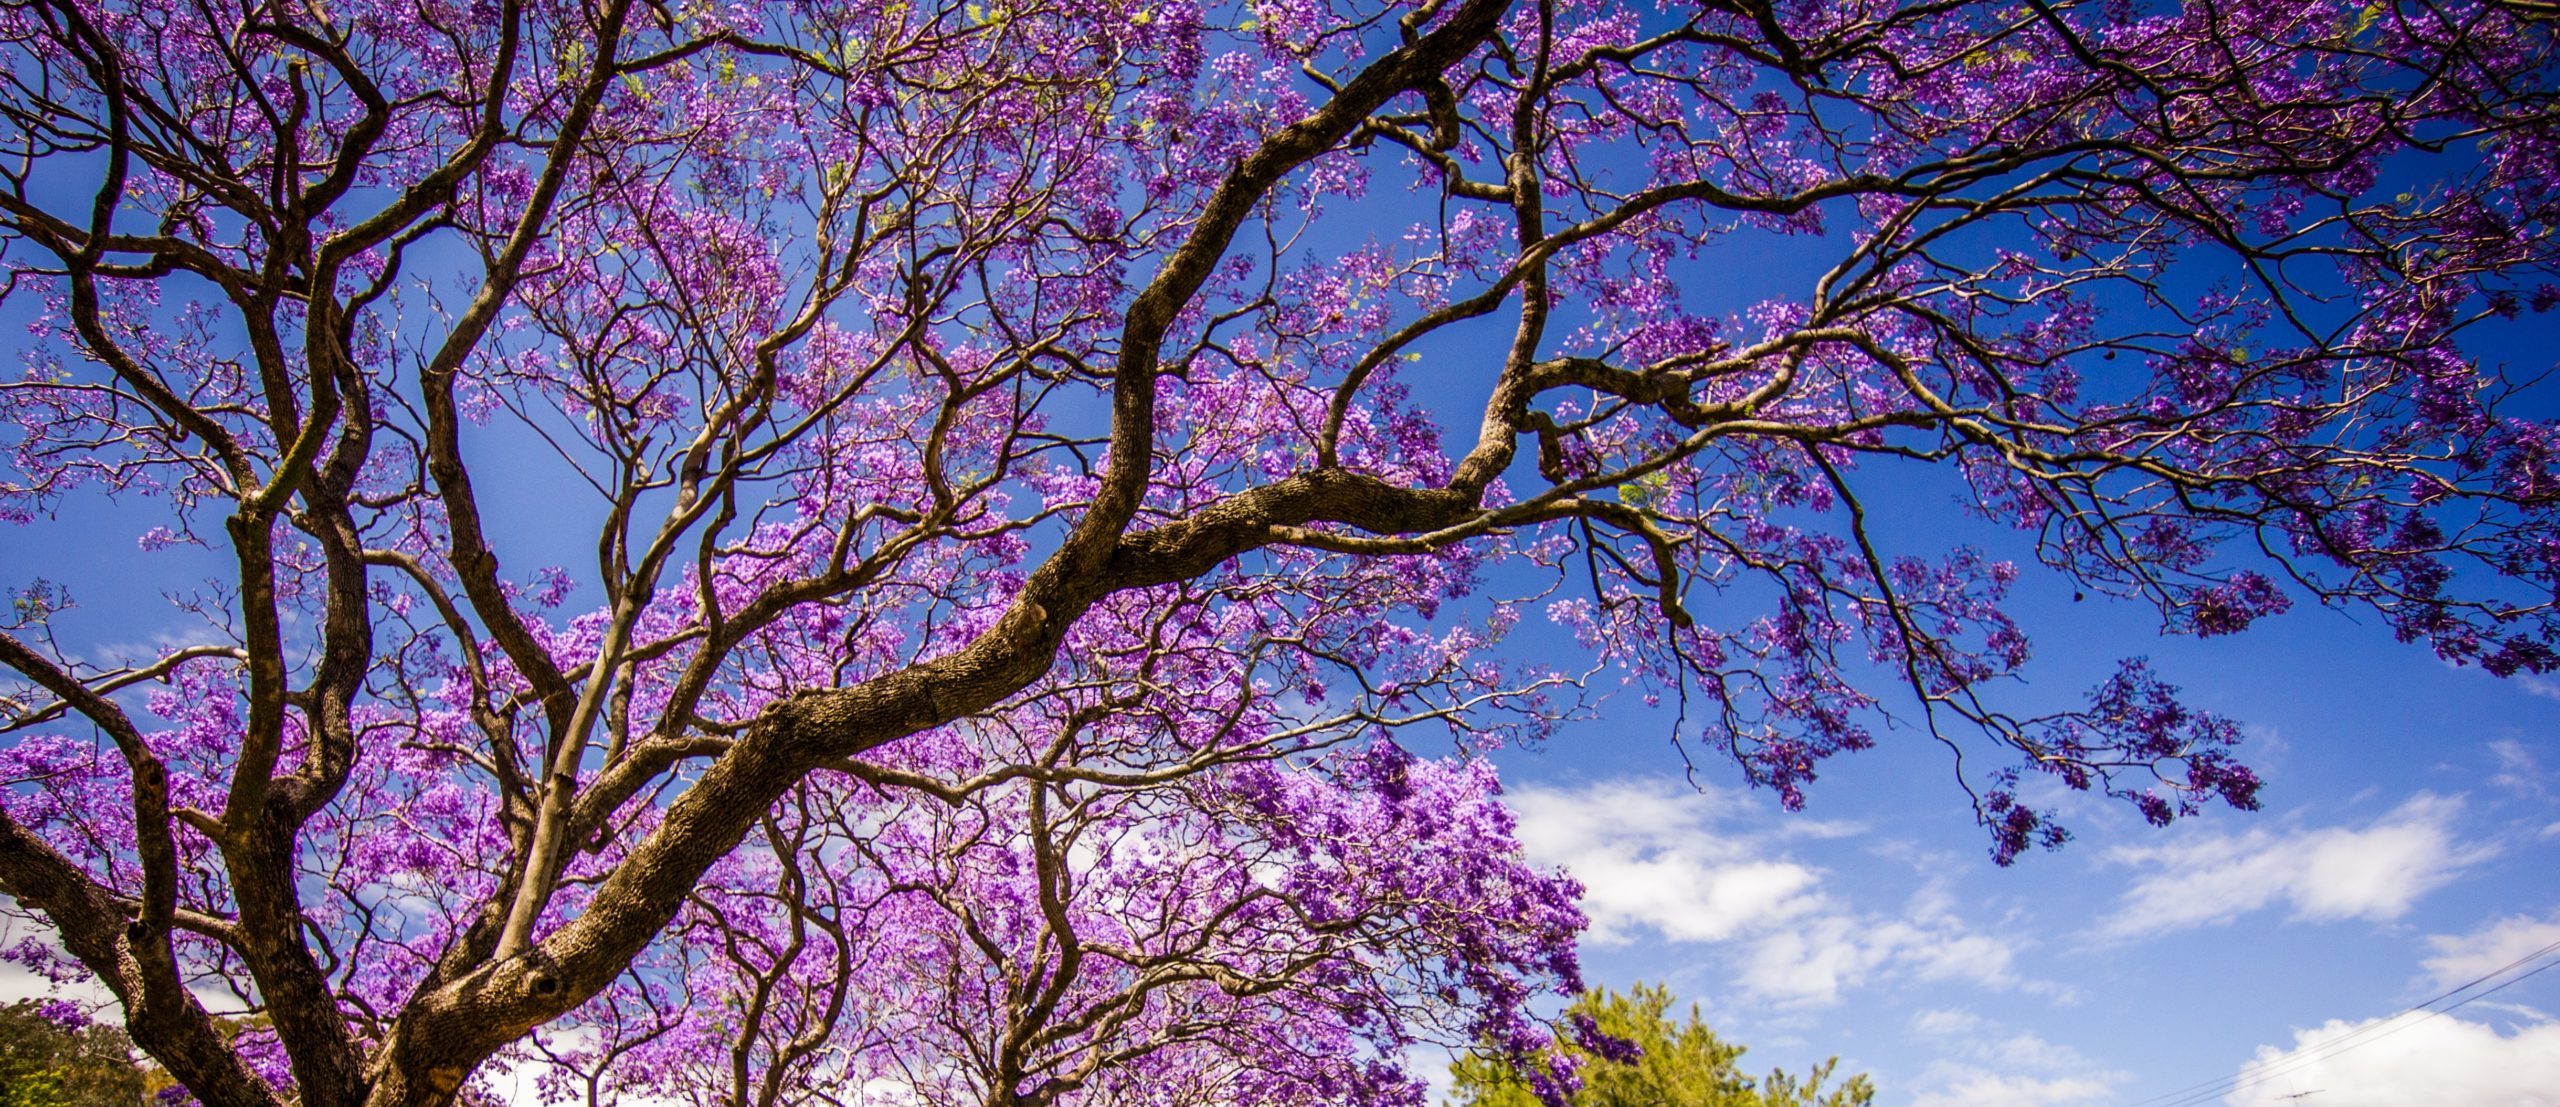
2094, 793, 2490, 940
2488, 738, 2550, 796
1904, 1007, 2125, 1107
2422, 907, 2560, 991
1730, 882, 2023, 1005
1909, 1070, 2119, 1107
1509, 777, 2027, 1006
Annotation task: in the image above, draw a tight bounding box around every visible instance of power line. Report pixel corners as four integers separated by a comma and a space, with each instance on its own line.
2108, 935, 2560, 1107
2178, 957, 2560, 1107
2127, 946, 2560, 1107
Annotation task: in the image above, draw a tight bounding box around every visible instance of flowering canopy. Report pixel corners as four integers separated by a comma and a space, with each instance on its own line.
0, 0, 2555, 1104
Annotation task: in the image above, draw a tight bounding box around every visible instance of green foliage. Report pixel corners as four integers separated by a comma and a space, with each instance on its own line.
0, 1002, 149, 1107
1447, 984, 1874, 1107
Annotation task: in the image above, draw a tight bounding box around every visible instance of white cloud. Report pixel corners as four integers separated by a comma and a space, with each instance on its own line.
1910, 1070, 2117, 1107
1509, 779, 1821, 944
1905, 1007, 2124, 1107
2223, 1014, 2560, 1107
1509, 778, 2023, 1006
2517, 673, 2560, 701
1906, 1007, 2098, 1071
2096, 794, 2489, 940
1908, 1006, 1988, 1037
2422, 908, 2560, 991
2487, 738, 2549, 796
1733, 892, 2020, 1006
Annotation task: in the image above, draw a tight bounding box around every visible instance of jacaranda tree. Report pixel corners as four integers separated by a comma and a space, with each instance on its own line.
0, 0, 2554, 1103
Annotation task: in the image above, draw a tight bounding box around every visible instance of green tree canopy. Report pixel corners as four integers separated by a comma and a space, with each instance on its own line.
0, 1002, 150, 1107
1448, 985, 1874, 1107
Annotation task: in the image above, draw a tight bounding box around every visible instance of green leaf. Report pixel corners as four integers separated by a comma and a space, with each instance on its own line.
1446, 984, 1874, 1107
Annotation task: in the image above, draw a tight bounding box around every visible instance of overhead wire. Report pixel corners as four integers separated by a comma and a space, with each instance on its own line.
2105, 935, 2560, 1107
